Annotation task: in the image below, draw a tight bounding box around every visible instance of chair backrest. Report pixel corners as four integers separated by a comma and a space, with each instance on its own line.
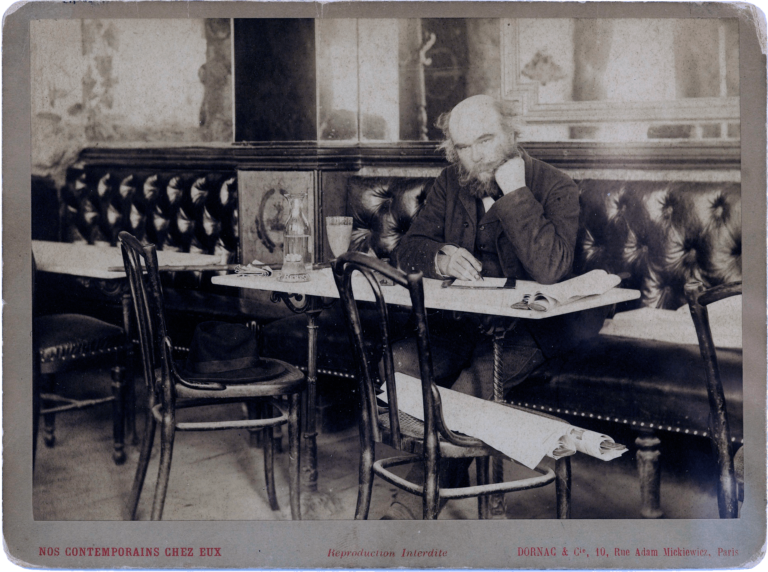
331, 251, 484, 454
119, 231, 173, 401
684, 279, 742, 518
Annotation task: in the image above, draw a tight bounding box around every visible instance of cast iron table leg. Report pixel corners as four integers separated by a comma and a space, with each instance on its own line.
302, 302, 321, 492
488, 330, 507, 518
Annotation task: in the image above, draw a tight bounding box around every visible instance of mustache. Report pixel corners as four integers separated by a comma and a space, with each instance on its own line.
454, 145, 521, 188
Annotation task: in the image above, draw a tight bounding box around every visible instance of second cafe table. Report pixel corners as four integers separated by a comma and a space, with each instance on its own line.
33, 240, 227, 440
213, 266, 641, 496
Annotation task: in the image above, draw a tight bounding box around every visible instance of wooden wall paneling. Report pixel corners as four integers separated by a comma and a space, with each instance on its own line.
77, 140, 739, 173
237, 170, 316, 266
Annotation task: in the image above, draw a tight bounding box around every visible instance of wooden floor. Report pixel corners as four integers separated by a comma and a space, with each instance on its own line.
33, 366, 724, 520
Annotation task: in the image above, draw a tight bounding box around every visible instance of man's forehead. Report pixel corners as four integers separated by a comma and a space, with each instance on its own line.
449, 98, 502, 144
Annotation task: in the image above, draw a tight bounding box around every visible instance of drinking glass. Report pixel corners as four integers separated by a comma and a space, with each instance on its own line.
325, 216, 353, 258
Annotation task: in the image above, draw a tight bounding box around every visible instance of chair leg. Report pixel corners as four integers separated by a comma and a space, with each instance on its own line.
488, 457, 507, 518
247, 400, 263, 448
126, 352, 138, 446
636, 431, 663, 518
111, 365, 127, 465
713, 439, 738, 518
288, 392, 301, 520
709, 418, 738, 518
476, 456, 491, 519
42, 374, 56, 448
354, 430, 375, 520
128, 410, 156, 520
120, 295, 138, 446
734, 446, 744, 503
555, 456, 571, 519
273, 399, 284, 454
263, 424, 279, 511
150, 413, 175, 521
423, 456, 440, 520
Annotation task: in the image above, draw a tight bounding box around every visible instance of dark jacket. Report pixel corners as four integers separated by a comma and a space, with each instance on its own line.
393, 149, 604, 357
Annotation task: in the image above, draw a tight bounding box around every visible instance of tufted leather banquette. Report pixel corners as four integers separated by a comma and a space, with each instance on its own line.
264, 173, 742, 517
509, 179, 742, 434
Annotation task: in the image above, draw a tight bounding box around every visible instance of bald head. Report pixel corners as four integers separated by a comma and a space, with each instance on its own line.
436, 96, 522, 166
447, 95, 501, 139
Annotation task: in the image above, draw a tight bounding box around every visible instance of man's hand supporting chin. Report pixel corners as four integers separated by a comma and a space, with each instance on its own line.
495, 155, 526, 195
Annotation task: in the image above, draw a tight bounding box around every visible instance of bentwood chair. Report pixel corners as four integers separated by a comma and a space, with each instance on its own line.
32, 254, 131, 468
685, 280, 744, 518
118, 231, 305, 520
331, 252, 572, 520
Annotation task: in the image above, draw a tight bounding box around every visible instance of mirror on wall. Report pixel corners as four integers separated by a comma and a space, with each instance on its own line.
316, 18, 500, 143
315, 18, 739, 143
503, 18, 739, 141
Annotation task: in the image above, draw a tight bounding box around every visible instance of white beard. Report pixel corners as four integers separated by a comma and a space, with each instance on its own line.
455, 142, 520, 198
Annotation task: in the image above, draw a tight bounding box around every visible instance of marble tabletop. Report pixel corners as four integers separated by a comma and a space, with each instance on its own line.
32, 240, 224, 279
212, 267, 640, 320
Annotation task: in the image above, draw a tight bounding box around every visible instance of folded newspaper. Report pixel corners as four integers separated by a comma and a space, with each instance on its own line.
233, 262, 274, 277
512, 269, 622, 312
380, 372, 626, 470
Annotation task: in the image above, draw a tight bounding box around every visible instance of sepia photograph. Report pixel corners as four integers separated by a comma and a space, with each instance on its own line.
4, 1, 766, 569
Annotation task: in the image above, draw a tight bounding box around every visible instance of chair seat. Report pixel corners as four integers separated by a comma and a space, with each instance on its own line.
35, 314, 128, 374
378, 408, 492, 459
508, 335, 743, 442
174, 360, 305, 399
261, 303, 412, 374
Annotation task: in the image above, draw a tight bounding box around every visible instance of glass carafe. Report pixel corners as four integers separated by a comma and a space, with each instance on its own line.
278, 191, 311, 282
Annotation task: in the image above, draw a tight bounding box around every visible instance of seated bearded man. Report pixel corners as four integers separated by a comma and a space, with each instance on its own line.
385, 94, 605, 519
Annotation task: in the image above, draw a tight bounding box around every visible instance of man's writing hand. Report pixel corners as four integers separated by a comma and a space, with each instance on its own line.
437, 245, 483, 281
495, 155, 526, 195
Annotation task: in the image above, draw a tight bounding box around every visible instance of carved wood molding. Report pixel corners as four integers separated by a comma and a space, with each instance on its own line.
524, 141, 740, 170
77, 140, 740, 172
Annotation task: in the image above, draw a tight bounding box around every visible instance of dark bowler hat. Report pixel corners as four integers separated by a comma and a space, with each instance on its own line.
179, 321, 286, 383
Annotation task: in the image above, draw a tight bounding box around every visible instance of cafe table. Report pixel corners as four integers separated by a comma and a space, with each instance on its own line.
32, 240, 225, 439
213, 266, 641, 501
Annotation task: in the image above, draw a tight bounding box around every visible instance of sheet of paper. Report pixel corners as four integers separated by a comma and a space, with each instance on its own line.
536, 269, 622, 304
380, 373, 626, 469
450, 277, 508, 288
234, 263, 273, 276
